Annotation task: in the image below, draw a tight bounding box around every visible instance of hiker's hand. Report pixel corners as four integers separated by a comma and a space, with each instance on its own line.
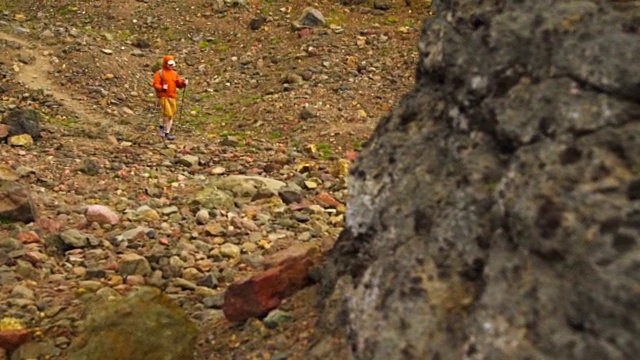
183, 79, 189, 86
162, 84, 168, 90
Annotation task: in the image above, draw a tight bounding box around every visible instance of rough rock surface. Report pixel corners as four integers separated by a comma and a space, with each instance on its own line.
321, 1, 640, 359
1, 108, 40, 141
66, 287, 197, 360
0, 180, 37, 223
223, 243, 321, 322
0, 0, 427, 358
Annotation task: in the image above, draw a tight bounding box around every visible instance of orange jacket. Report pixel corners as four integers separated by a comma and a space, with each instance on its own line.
153, 56, 186, 99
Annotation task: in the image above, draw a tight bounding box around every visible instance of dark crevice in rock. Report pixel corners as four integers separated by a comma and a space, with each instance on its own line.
320, 227, 375, 296
535, 200, 564, 240
531, 247, 566, 263
626, 179, 640, 201
398, 94, 421, 128
612, 232, 636, 253
459, 258, 486, 283
413, 208, 433, 236
559, 146, 582, 165
565, 74, 640, 108
494, 133, 519, 155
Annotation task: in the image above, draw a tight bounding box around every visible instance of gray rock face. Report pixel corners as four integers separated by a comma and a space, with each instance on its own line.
321, 1, 640, 360
2, 108, 40, 141
298, 7, 326, 28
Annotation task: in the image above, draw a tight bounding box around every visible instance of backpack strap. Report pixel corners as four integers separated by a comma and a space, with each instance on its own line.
151, 69, 165, 88
152, 69, 165, 89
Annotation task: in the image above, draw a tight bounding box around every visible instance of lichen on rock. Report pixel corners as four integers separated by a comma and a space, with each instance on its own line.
321, 1, 640, 359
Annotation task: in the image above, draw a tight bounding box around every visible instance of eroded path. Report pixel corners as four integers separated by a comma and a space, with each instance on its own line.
1, 32, 98, 121
0, 30, 155, 142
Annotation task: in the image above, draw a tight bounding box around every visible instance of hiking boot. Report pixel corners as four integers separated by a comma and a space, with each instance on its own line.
158, 125, 165, 137
165, 133, 175, 140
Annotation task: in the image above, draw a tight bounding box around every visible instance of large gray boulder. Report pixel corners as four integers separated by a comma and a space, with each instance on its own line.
320, 1, 640, 359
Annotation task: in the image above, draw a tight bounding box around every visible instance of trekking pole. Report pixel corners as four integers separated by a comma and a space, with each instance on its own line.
176, 86, 187, 124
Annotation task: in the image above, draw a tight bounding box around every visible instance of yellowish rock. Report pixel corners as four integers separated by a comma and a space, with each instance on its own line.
8, 134, 34, 147
0, 164, 19, 181
295, 161, 318, 173
107, 275, 124, 287
330, 214, 345, 225
0, 317, 24, 331
332, 159, 351, 178
303, 144, 317, 154
139, 208, 160, 221
205, 224, 225, 236
106, 135, 119, 145
304, 180, 318, 189
258, 239, 271, 249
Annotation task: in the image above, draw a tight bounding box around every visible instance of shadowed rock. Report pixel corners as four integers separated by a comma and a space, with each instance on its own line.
320, 1, 640, 359
66, 287, 197, 360
0, 180, 37, 223
2, 108, 40, 141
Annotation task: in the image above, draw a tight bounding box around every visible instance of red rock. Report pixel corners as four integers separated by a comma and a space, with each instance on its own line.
16, 231, 41, 244
0, 124, 15, 139
36, 217, 63, 234
104, 260, 119, 271
223, 255, 318, 322
0, 125, 9, 139
113, 284, 131, 294
288, 198, 313, 211
125, 275, 146, 286
0, 329, 31, 352
230, 216, 259, 232
298, 28, 312, 38
195, 259, 213, 272
245, 168, 263, 176
314, 192, 342, 208
262, 243, 320, 269
23, 251, 44, 266
346, 150, 358, 162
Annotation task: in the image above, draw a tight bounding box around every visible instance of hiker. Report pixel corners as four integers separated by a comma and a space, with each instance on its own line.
153, 55, 188, 140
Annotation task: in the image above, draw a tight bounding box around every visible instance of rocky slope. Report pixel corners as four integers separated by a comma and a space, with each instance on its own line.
0, 0, 430, 359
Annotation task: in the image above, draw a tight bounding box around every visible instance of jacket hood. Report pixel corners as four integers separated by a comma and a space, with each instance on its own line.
162, 55, 175, 70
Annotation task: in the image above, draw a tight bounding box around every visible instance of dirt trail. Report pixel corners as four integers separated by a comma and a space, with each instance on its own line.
0, 30, 135, 137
